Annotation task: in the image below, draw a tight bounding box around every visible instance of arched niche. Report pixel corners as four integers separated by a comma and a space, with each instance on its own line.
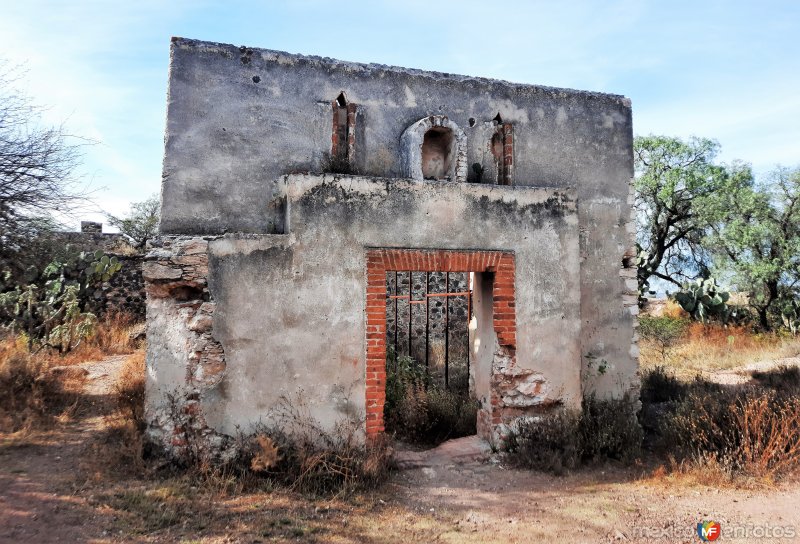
400, 115, 467, 182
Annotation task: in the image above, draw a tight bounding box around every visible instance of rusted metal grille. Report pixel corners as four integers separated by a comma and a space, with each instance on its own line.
386, 271, 472, 388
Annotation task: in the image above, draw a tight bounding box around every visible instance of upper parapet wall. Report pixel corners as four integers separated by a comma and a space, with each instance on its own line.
161, 37, 633, 234
171, 38, 629, 103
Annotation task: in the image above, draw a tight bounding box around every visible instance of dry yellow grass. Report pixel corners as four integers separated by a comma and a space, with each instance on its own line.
86, 349, 147, 479
0, 336, 86, 432
115, 349, 145, 419
662, 299, 687, 319
52, 311, 143, 366
644, 456, 773, 490
0, 312, 142, 433
640, 318, 800, 484
640, 321, 800, 378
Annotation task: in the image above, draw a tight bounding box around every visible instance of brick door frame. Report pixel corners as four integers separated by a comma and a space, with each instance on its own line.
364, 248, 516, 436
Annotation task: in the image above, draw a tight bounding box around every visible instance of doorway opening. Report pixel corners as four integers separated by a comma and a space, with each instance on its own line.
365, 249, 517, 444
384, 270, 475, 445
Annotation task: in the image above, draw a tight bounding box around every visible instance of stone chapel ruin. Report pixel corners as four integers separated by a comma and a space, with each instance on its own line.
144, 37, 639, 454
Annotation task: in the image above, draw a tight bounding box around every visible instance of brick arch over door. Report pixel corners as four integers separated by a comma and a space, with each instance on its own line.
364, 248, 516, 435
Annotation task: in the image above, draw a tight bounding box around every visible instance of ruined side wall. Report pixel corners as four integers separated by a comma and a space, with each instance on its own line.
145, 175, 581, 449
89, 255, 146, 317
52, 232, 146, 318
160, 38, 636, 400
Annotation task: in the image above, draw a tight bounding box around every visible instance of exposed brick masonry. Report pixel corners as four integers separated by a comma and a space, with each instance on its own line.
364, 249, 516, 435
331, 98, 357, 162
501, 123, 514, 185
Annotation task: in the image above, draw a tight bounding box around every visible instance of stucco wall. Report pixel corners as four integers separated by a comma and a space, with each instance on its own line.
159, 38, 637, 399
145, 175, 581, 444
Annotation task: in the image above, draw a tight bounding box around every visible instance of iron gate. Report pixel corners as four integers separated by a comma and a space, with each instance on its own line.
386, 271, 472, 387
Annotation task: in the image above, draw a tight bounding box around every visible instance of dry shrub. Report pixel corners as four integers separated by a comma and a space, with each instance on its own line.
640, 365, 688, 404
106, 239, 140, 256
0, 335, 85, 432
638, 316, 688, 365
115, 349, 146, 424
685, 322, 760, 348
250, 435, 281, 472
247, 399, 393, 496
506, 393, 642, 475
386, 380, 479, 445
580, 394, 643, 463
425, 386, 479, 441
389, 381, 429, 439
504, 409, 581, 475
144, 394, 393, 497
662, 299, 688, 319
735, 393, 800, 476
643, 365, 800, 480
87, 311, 142, 355
752, 365, 800, 395
384, 352, 478, 445
661, 387, 800, 479
647, 455, 744, 489
37, 311, 143, 367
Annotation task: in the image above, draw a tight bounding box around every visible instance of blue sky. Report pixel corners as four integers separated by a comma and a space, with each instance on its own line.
1, 0, 798, 229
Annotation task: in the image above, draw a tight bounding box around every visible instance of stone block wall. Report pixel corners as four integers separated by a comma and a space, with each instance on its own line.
142, 236, 231, 457
86, 255, 146, 318
54, 229, 147, 319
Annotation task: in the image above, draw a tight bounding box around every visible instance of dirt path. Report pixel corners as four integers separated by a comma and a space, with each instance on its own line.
713, 356, 800, 385
388, 460, 800, 543
0, 355, 128, 543
2, 354, 800, 543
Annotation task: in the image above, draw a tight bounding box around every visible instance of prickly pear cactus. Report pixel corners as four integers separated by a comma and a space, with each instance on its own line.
85, 250, 122, 283
635, 244, 654, 306
0, 250, 124, 352
674, 278, 731, 323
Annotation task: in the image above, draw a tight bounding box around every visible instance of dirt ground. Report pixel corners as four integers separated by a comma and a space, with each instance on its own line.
2, 356, 800, 543
712, 356, 800, 385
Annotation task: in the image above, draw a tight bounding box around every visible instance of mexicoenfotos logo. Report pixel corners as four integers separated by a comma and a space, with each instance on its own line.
697, 521, 722, 541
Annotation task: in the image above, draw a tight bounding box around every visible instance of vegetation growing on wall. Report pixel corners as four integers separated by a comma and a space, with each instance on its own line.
106, 194, 161, 250
0, 250, 122, 352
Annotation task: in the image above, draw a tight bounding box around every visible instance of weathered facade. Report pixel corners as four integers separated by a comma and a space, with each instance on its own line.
145, 38, 638, 452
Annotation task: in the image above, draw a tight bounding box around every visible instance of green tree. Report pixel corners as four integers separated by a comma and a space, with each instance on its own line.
704, 165, 800, 330
107, 194, 160, 250
633, 135, 743, 293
